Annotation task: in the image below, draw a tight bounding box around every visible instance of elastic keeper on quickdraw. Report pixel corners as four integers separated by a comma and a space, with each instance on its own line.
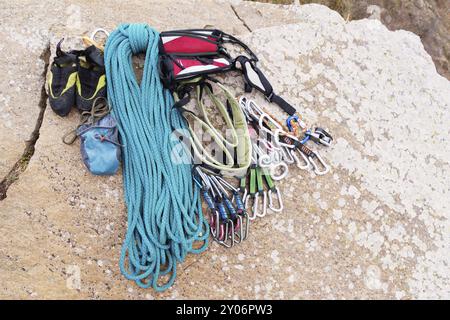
233, 190, 245, 213
202, 189, 215, 210
223, 196, 237, 220
249, 167, 257, 195
240, 176, 246, 191
256, 167, 264, 193
216, 198, 228, 221
264, 172, 275, 190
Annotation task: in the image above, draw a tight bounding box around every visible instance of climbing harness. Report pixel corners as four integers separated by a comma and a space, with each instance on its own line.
105, 23, 208, 291
160, 29, 257, 59
158, 28, 302, 117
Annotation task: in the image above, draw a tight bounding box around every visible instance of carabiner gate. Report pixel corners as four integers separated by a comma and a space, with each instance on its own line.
268, 186, 283, 213
291, 148, 311, 170
309, 152, 330, 175
280, 146, 295, 164
244, 191, 267, 220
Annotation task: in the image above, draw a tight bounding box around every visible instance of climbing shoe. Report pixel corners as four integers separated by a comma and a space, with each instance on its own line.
48, 39, 79, 117
76, 45, 106, 111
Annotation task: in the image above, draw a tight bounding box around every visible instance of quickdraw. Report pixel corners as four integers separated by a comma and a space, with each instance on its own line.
242, 165, 284, 219
244, 165, 266, 220
277, 130, 331, 175
240, 98, 332, 176
241, 127, 285, 220
263, 170, 283, 213
195, 166, 249, 247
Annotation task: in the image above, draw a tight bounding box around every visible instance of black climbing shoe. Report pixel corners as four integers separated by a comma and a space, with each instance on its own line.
48, 39, 79, 117
76, 45, 106, 112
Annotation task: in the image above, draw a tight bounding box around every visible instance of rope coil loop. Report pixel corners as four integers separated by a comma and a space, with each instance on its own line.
105, 23, 208, 291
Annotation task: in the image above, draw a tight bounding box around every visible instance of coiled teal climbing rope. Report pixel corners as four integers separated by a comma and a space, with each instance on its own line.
104, 23, 209, 291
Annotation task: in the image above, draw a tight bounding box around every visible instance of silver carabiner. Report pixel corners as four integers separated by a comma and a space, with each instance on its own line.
210, 210, 234, 248
239, 211, 250, 241
253, 142, 272, 168
244, 193, 257, 220
223, 219, 235, 248
238, 96, 251, 120
257, 138, 282, 167
242, 188, 248, 204
256, 191, 267, 218
209, 210, 225, 246
245, 192, 266, 220
280, 146, 295, 164
90, 28, 109, 40
232, 214, 248, 244
274, 129, 296, 149
270, 148, 282, 164
268, 187, 283, 213
309, 152, 330, 175
291, 148, 311, 170
258, 154, 272, 168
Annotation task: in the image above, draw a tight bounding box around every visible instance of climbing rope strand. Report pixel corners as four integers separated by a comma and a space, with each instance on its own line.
105, 24, 208, 292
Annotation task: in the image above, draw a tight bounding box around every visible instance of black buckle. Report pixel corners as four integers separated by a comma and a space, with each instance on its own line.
265, 92, 274, 102
308, 127, 333, 146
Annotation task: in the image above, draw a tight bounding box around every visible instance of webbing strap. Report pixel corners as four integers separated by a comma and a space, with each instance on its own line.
235, 55, 297, 116
176, 80, 252, 175
198, 84, 238, 148
268, 93, 297, 116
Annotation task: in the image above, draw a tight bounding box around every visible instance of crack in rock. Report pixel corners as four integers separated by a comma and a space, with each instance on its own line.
231, 4, 253, 32
0, 43, 51, 201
